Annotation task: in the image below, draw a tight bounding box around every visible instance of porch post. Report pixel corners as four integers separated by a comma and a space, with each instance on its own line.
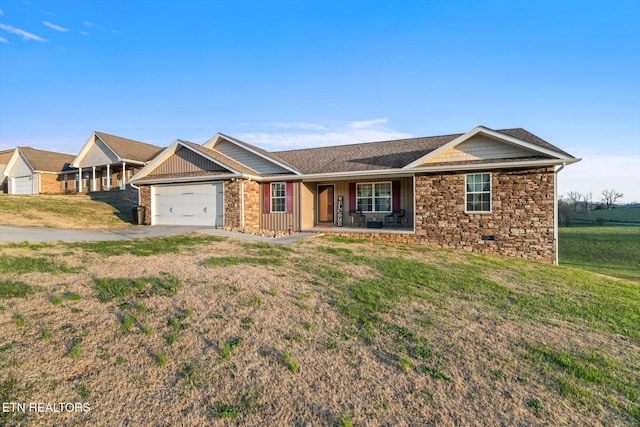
120, 162, 126, 190
106, 164, 111, 190
92, 166, 96, 192
78, 167, 83, 192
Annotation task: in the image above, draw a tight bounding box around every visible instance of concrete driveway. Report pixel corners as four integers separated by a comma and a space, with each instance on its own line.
0, 225, 320, 244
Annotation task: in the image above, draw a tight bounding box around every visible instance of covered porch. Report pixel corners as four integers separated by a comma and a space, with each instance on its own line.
75, 163, 141, 192
299, 175, 415, 233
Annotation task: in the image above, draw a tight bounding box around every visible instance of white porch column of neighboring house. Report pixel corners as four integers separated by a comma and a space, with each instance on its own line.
78, 167, 83, 192
92, 166, 96, 192
120, 162, 126, 190
106, 164, 111, 190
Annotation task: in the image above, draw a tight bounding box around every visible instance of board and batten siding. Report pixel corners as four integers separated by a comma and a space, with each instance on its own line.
260, 181, 300, 231
215, 140, 290, 175
149, 147, 229, 176
422, 135, 537, 165
80, 138, 119, 167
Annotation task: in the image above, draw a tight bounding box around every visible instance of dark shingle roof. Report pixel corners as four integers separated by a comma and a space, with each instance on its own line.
273, 127, 572, 174
0, 150, 14, 164
95, 132, 164, 163
18, 147, 76, 172
275, 134, 457, 174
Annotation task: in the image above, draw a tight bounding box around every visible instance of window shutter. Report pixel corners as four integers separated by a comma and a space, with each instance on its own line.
392, 181, 401, 211
263, 182, 271, 214
349, 183, 356, 210
285, 182, 293, 214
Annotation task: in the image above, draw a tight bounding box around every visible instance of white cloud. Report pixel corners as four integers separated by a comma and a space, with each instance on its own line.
0, 9, 3, 16
42, 21, 69, 32
81, 31, 88, 36
83, 21, 93, 27
0, 36, 9, 44
0, 23, 47, 41
236, 118, 412, 150
348, 118, 389, 129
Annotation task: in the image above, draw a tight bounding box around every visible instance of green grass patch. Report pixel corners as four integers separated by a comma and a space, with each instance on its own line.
524, 341, 638, 421
222, 337, 244, 360
67, 339, 82, 359
155, 352, 168, 368
0, 281, 34, 299
2, 241, 55, 251
0, 255, 74, 274
70, 234, 226, 257
211, 402, 238, 419
179, 363, 211, 389
323, 236, 367, 244
559, 226, 640, 280
573, 207, 640, 224
14, 314, 25, 328
94, 274, 182, 302
282, 350, 299, 373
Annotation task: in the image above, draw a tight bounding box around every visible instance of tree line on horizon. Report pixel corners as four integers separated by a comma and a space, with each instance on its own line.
558, 188, 632, 226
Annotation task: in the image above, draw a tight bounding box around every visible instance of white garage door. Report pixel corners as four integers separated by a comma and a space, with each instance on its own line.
152, 182, 223, 226
12, 176, 36, 195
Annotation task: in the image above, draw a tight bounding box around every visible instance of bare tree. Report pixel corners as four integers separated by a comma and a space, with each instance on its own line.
580, 192, 592, 212
566, 191, 582, 212
600, 189, 623, 210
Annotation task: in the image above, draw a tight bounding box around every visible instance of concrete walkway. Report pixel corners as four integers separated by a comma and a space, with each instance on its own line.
0, 225, 321, 244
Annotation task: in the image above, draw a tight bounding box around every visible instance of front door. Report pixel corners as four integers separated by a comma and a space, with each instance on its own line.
317, 185, 334, 223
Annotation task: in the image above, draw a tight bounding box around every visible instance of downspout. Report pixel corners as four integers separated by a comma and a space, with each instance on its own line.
554, 163, 566, 265
129, 183, 140, 206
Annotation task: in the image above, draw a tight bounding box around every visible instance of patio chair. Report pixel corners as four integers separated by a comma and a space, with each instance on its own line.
349, 209, 366, 227
384, 209, 406, 228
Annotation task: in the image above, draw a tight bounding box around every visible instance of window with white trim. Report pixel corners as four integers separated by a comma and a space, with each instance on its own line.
465, 173, 491, 212
271, 182, 286, 213
356, 182, 391, 213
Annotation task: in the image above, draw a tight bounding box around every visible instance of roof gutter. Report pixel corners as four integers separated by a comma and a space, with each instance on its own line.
131, 174, 243, 185
297, 158, 580, 182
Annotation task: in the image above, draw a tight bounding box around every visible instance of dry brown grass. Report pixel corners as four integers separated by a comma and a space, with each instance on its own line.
0, 194, 132, 229
0, 236, 637, 426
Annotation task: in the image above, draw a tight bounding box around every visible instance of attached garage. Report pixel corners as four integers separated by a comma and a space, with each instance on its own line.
152, 182, 223, 226
11, 175, 37, 195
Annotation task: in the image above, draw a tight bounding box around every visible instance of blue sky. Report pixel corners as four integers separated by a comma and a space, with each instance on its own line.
1, 0, 639, 202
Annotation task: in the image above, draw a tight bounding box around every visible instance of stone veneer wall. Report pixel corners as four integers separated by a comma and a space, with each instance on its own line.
224, 180, 242, 229
139, 185, 151, 225
223, 179, 259, 230
325, 167, 556, 263
243, 180, 260, 231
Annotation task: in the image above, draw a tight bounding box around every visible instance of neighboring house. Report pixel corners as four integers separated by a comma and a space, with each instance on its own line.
0, 149, 14, 193
131, 126, 579, 263
2, 147, 76, 194
71, 131, 163, 192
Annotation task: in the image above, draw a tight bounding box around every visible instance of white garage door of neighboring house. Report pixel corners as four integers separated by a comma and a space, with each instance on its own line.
152, 182, 223, 226
12, 175, 36, 195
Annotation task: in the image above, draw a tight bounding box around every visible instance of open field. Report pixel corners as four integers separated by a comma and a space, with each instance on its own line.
559, 225, 640, 281
0, 235, 638, 426
0, 194, 133, 229
573, 207, 640, 224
